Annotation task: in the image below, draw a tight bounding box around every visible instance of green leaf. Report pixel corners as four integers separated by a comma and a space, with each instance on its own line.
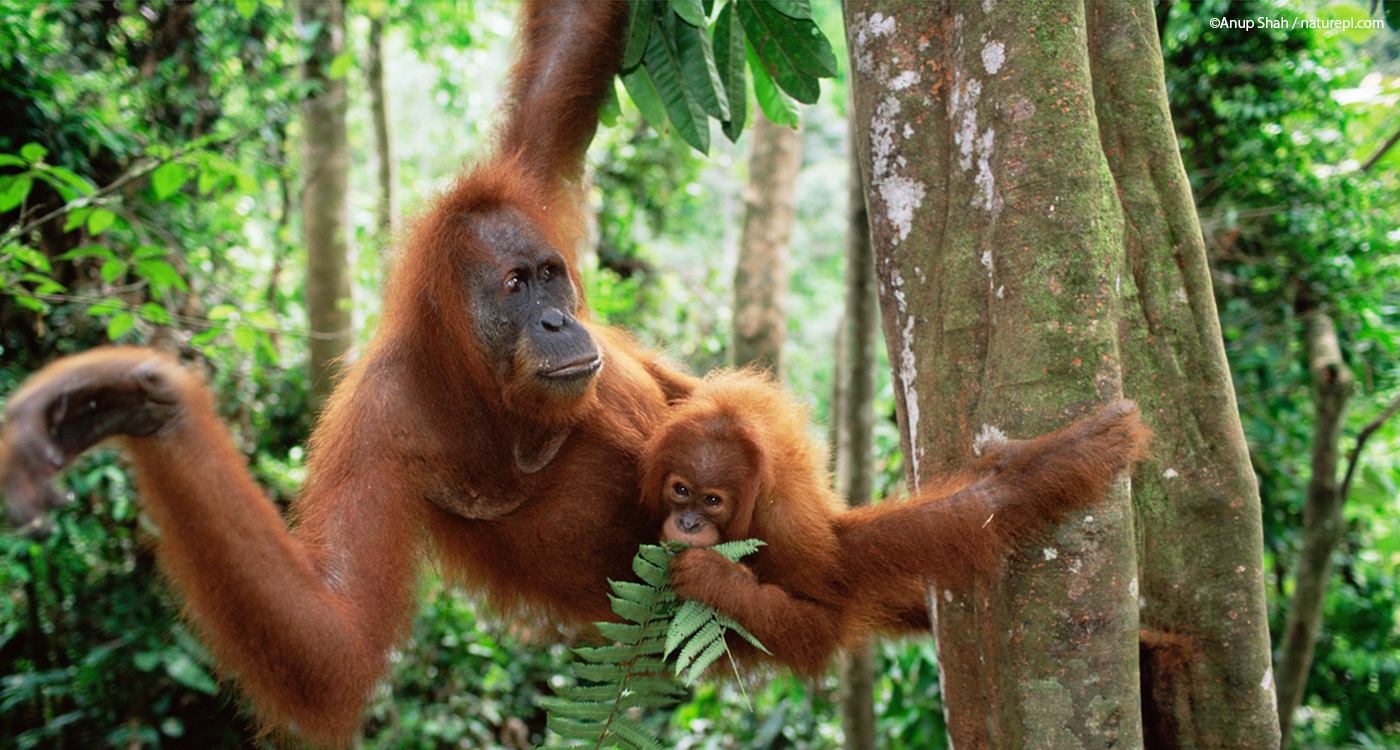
672, 2, 730, 121
64, 206, 92, 233
1384, 0, 1400, 29
736, 0, 836, 79
151, 161, 187, 200
138, 302, 171, 325
86, 208, 116, 236
623, 0, 654, 69
0, 174, 33, 212
714, 1, 749, 141
639, 7, 711, 153
19, 142, 48, 163
235, 0, 259, 19
86, 298, 125, 317
669, 0, 706, 27
107, 311, 136, 339
622, 65, 670, 135
329, 50, 354, 80
164, 652, 218, 695
747, 37, 802, 126
100, 258, 126, 284
135, 258, 188, 296
767, 0, 813, 20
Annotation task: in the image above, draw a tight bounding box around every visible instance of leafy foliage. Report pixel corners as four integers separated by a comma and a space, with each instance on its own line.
619, 0, 837, 153
544, 541, 766, 749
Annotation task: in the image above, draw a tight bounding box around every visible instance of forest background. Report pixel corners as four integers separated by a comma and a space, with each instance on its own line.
0, 1, 1398, 749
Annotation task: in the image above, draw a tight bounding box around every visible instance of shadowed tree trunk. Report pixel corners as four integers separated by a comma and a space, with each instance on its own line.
834, 107, 880, 750
367, 12, 398, 245
843, 1, 1279, 746
300, 0, 353, 413
732, 110, 803, 375
1275, 311, 1353, 748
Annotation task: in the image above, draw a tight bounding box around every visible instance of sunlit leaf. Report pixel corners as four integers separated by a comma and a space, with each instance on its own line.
107, 311, 136, 339
86, 208, 116, 236
151, 161, 187, 200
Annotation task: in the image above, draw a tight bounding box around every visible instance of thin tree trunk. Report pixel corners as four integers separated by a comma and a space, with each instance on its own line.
1275, 312, 1353, 749
300, 0, 354, 413
368, 14, 398, 244
835, 107, 879, 750
732, 111, 802, 375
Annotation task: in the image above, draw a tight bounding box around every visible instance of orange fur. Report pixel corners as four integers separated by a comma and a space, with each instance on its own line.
643, 370, 1152, 677
0, 3, 693, 747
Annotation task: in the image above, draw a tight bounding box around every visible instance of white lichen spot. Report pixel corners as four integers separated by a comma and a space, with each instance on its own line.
889, 69, 920, 91
1173, 287, 1189, 305
996, 284, 1005, 299
1043, 548, 1059, 561
870, 12, 896, 37
944, 588, 954, 603
982, 40, 1005, 75
1261, 668, 1274, 692
1129, 576, 1139, 599
1163, 468, 1180, 479
972, 423, 1007, 457
880, 175, 926, 244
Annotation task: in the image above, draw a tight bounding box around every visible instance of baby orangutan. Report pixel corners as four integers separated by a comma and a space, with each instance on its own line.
640, 369, 1151, 676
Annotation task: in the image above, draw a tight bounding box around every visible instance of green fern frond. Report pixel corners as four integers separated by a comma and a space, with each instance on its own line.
543, 541, 768, 749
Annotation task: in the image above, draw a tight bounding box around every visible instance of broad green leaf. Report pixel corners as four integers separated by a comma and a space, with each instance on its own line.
671, 2, 730, 121
87, 208, 116, 236
19, 142, 47, 163
139, 302, 171, 325
713, 1, 749, 141
747, 38, 802, 126
100, 258, 126, 284
235, 0, 259, 19
767, 0, 813, 20
107, 311, 136, 339
64, 206, 92, 233
623, 0, 653, 69
639, 8, 711, 153
669, 0, 706, 27
13, 244, 51, 272
622, 65, 670, 133
136, 258, 188, 296
151, 161, 187, 200
0, 174, 32, 212
736, 0, 833, 103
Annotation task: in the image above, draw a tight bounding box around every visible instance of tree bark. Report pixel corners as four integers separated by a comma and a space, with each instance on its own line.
1275, 312, 1353, 749
1085, 4, 1280, 746
300, 0, 354, 413
367, 13, 398, 244
732, 111, 803, 375
844, 1, 1278, 747
835, 107, 880, 750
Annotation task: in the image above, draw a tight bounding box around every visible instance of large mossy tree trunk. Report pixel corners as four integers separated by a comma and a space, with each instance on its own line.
843, 1, 1279, 747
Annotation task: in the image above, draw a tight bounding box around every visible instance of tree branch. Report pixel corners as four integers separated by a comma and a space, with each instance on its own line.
1338, 390, 1400, 503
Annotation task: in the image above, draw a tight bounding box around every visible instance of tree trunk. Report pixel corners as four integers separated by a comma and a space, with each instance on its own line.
300, 0, 354, 413
1085, 4, 1279, 746
732, 111, 802, 375
1275, 312, 1353, 749
367, 13, 398, 244
844, 1, 1279, 747
834, 108, 880, 750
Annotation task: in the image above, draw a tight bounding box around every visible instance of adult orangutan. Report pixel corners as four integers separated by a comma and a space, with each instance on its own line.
0, 1, 697, 745
642, 369, 1151, 676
